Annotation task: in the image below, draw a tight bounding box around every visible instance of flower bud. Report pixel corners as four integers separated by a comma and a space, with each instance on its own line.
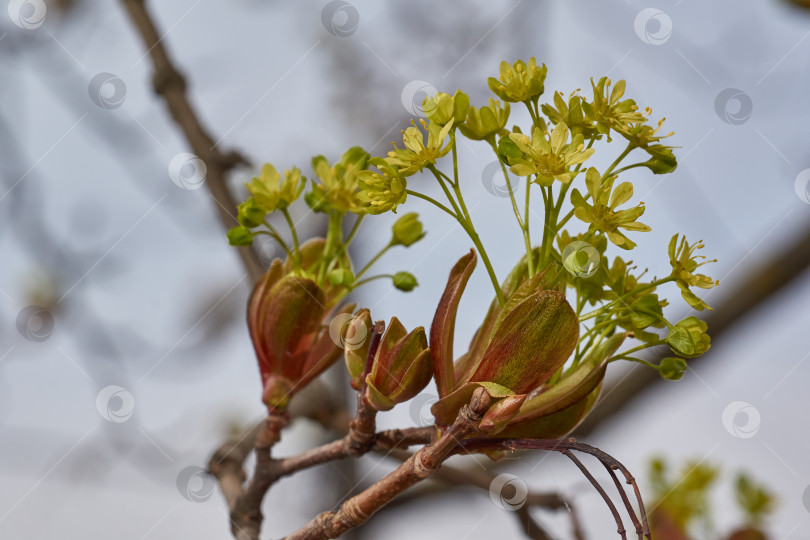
423, 90, 469, 126
364, 317, 433, 411
328, 268, 355, 287
659, 357, 687, 380
343, 309, 373, 390
391, 213, 426, 247
666, 316, 710, 358
237, 198, 267, 228
487, 58, 547, 103
430, 251, 579, 427
227, 225, 253, 246
248, 260, 354, 410
393, 271, 418, 292
458, 98, 510, 141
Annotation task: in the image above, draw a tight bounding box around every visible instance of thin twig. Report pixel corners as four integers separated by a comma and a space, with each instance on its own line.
456, 438, 650, 539
563, 450, 626, 539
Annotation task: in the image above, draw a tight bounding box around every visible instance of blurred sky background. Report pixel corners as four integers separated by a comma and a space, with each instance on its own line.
1, 0, 810, 538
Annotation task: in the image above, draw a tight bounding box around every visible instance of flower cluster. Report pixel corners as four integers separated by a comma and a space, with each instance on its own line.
227, 58, 717, 448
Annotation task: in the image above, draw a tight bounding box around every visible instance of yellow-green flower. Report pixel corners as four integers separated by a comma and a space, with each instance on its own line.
458, 98, 510, 141
246, 164, 305, 212
541, 91, 597, 139
422, 90, 470, 126
306, 147, 369, 214
487, 57, 547, 103
668, 234, 718, 311
571, 167, 650, 250
507, 122, 595, 185
386, 118, 453, 176
582, 78, 648, 141
357, 157, 408, 214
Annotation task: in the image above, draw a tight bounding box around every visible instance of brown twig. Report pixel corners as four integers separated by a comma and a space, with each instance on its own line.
346, 321, 384, 456
228, 412, 289, 540
207, 417, 432, 540
379, 447, 584, 540
283, 388, 492, 540
119, 0, 263, 283
457, 438, 650, 539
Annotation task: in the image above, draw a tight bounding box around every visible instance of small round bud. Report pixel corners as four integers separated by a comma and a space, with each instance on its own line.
328, 268, 355, 287
659, 357, 687, 381
237, 198, 267, 228
227, 226, 253, 246
393, 271, 418, 292
391, 213, 426, 247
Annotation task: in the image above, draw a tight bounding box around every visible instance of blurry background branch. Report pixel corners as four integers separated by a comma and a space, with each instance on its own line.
119, 0, 263, 283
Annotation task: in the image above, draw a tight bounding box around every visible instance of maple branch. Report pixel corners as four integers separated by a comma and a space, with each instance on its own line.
283, 388, 492, 540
